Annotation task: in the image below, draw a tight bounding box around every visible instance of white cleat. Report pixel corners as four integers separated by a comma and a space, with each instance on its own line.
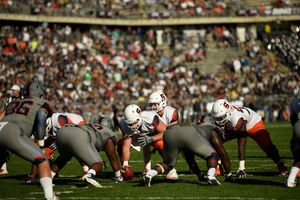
0, 169, 8, 175
82, 173, 102, 188
285, 181, 298, 188
166, 168, 178, 179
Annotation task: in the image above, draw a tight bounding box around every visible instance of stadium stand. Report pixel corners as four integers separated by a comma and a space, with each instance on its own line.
0, 0, 299, 126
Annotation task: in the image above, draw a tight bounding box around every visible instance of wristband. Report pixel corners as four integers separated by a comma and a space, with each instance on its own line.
239, 160, 245, 170
37, 140, 45, 147
123, 161, 129, 166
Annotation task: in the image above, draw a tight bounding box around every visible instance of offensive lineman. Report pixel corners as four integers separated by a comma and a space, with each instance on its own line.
0, 81, 58, 200
211, 99, 288, 178
118, 104, 167, 175
50, 117, 124, 187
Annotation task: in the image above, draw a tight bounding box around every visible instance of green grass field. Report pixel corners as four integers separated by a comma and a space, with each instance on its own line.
0, 121, 299, 200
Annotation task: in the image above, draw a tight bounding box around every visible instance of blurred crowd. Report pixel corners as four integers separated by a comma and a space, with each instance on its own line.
1, 0, 299, 19
0, 22, 299, 127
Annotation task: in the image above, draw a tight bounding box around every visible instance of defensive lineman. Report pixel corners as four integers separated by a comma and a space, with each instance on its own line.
0, 81, 58, 200
50, 117, 124, 187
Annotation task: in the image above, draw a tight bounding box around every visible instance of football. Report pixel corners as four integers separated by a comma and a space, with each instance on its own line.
122, 166, 134, 180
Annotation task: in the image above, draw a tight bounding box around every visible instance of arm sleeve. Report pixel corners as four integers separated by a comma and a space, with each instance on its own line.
35, 109, 48, 142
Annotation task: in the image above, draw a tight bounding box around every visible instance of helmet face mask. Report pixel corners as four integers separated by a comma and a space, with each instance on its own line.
45, 117, 55, 137
24, 81, 46, 99
211, 99, 231, 126
148, 92, 167, 113
124, 104, 142, 131
97, 117, 115, 132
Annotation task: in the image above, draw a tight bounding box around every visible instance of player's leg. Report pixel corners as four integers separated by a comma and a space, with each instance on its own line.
286, 122, 300, 187
248, 120, 287, 176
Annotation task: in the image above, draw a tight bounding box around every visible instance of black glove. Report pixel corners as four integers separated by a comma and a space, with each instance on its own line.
49, 141, 57, 151
225, 173, 236, 183
237, 169, 248, 178
138, 136, 154, 147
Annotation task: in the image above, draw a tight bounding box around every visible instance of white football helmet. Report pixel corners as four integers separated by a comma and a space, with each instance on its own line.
45, 117, 54, 136
211, 99, 231, 126
148, 92, 167, 113
124, 104, 142, 131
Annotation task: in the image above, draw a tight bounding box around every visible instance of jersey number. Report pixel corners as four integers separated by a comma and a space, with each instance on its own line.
231, 106, 250, 114
89, 124, 104, 132
6, 101, 33, 116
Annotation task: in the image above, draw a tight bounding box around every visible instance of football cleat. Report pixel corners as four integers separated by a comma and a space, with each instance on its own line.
45, 195, 60, 200
278, 165, 288, 177
82, 173, 102, 188
285, 181, 298, 188
140, 173, 152, 187
296, 170, 300, 179
206, 176, 221, 186
166, 168, 178, 179
27, 174, 37, 183
0, 169, 8, 175
197, 172, 207, 182
225, 174, 236, 183
78, 170, 88, 180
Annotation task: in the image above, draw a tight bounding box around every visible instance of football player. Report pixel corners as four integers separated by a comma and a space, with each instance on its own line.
26, 112, 87, 183
117, 104, 167, 176
286, 89, 300, 183
0, 81, 58, 200
50, 116, 124, 187
0, 84, 23, 174
147, 92, 180, 179
140, 122, 232, 187
211, 99, 288, 178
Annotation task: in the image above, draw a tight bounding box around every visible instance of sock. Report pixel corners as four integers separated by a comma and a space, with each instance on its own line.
147, 168, 158, 177
207, 166, 216, 178
39, 177, 53, 199
287, 167, 300, 183
1, 162, 7, 170
51, 171, 56, 179
87, 169, 96, 176
144, 161, 151, 171
82, 165, 89, 172
275, 160, 283, 166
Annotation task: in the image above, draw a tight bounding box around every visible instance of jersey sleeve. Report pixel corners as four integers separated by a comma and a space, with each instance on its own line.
41, 101, 54, 117
170, 110, 179, 123
151, 115, 160, 129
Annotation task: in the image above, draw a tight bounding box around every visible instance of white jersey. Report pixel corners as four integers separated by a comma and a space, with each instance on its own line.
291, 98, 300, 115
52, 112, 85, 134
160, 106, 179, 125
120, 110, 160, 137
226, 106, 261, 131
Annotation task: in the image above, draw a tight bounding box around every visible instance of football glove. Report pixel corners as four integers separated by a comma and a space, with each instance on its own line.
225, 173, 236, 183
49, 141, 57, 151
138, 136, 154, 147
115, 175, 125, 183
103, 161, 108, 170
237, 169, 248, 178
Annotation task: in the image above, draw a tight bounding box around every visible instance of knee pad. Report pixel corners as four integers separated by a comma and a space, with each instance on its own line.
207, 152, 218, 162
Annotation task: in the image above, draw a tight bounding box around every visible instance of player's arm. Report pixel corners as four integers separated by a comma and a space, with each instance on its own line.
211, 129, 231, 175
122, 135, 132, 168
169, 110, 179, 125
152, 118, 167, 141
235, 118, 248, 178
36, 102, 53, 147
105, 137, 123, 181
0, 110, 5, 121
